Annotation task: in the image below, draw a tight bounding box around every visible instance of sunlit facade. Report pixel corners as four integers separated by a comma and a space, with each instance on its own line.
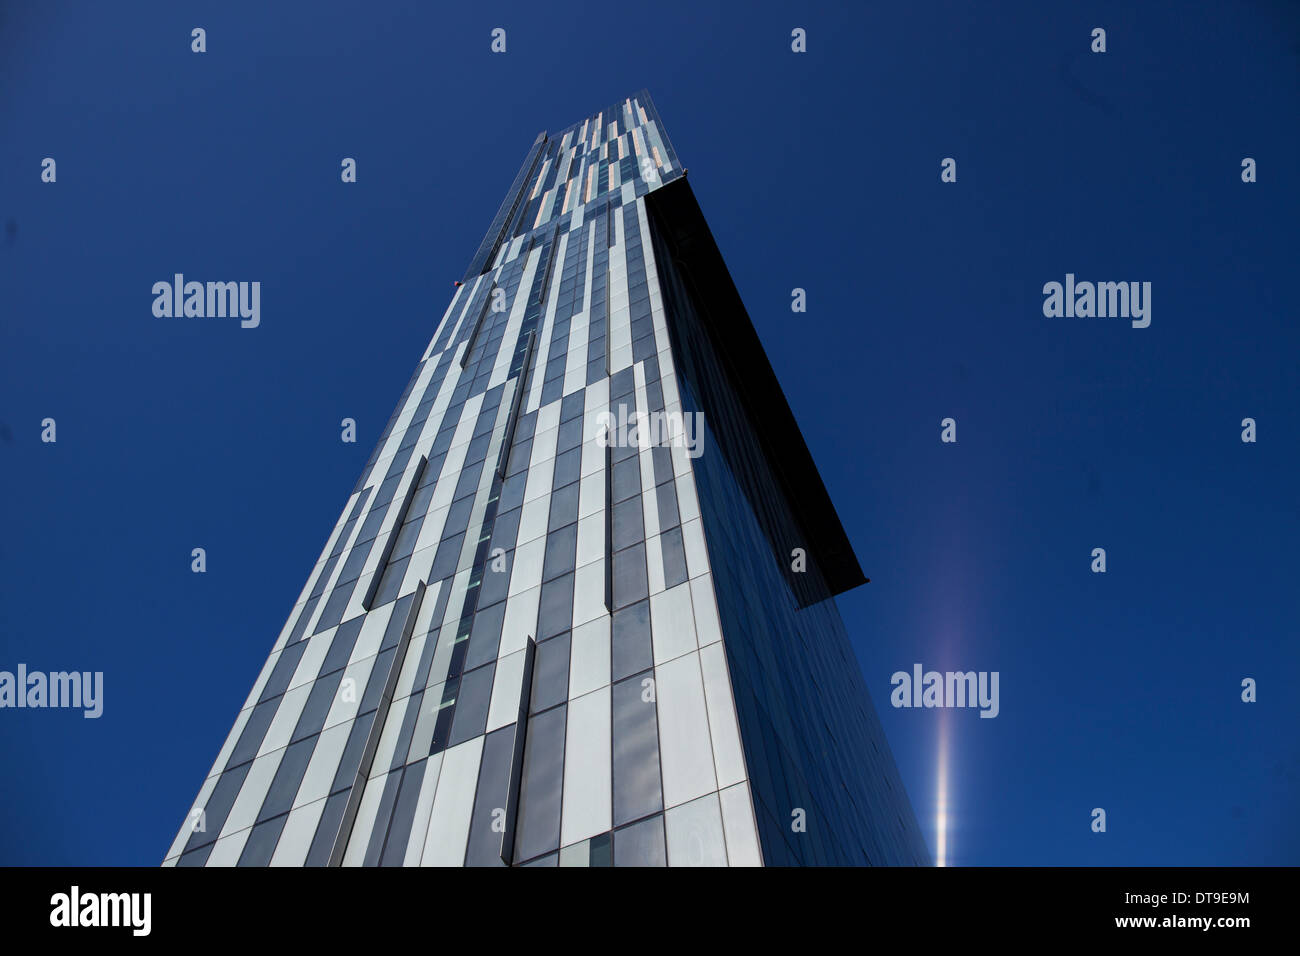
165, 91, 928, 866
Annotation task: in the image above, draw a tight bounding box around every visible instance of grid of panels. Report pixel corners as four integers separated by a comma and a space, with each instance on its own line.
167, 91, 923, 868
167, 93, 760, 867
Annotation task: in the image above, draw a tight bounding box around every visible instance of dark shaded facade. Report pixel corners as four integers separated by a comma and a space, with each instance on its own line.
647, 182, 929, 864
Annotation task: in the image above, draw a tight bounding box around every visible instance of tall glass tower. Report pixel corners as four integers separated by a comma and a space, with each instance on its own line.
166, 92, 929, 867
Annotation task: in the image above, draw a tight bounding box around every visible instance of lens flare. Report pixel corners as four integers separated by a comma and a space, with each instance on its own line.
935, 712, 950, 867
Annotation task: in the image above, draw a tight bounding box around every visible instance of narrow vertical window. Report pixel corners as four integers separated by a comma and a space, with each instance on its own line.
460, 285, 495, 370
500, 636, 538, 865
496, 331, 536, 481
604, 443, 613, 613
363, 456, 429, 611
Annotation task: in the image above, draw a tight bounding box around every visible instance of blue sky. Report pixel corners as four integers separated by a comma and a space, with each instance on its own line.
1, 0, 1297, 866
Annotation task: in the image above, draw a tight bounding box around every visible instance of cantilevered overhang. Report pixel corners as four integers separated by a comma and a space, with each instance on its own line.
644, 178, 868, 598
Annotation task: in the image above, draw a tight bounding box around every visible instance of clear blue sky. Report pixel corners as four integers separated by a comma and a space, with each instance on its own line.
2, 0, 1297, 866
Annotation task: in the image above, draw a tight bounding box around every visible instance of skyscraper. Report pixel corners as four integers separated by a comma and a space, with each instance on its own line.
165, 91, 929, 867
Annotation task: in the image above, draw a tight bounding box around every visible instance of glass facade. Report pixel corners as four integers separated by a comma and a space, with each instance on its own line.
165, 90, 927, 867
646, 200, 930, 864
